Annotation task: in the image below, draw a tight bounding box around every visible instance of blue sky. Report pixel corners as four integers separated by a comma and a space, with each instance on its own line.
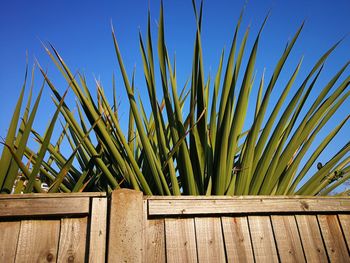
0, 0, 349, 187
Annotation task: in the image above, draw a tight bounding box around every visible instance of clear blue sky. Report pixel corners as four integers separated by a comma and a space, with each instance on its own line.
0, 0, 349, 176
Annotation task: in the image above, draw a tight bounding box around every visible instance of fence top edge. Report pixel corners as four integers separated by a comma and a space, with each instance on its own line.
144, 195, 350, 200
0, 192, 106, 199
1, 190, 349, 201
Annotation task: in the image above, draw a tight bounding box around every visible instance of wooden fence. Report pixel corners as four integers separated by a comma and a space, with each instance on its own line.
1, 189, 350, 262
0, 192, 107, 262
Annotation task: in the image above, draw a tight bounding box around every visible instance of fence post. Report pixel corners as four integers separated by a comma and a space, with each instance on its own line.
108, 189, 143, 262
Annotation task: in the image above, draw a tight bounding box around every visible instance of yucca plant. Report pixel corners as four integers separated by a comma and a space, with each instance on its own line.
0, 1, 349, 196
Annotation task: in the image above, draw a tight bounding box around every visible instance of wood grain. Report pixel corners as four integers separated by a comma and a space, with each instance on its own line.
57, 217, 87, 263
144, 195, 349, 200
144, 218, 166, 263
194, 217, 226, 262
143, 199, 165, 263
108, 189, 143, 263
148, 197, 350, 216
0, 192, 348, 263
15, 220, 60, 262
295, 215, 328, 262
0, 192, 106, 199
338, 214, 350, 250
165, 218, 198, 263
221, 216, 254, 262
89, 197, 107, 263
271, 215, 305, 262
0, 221, 21, 261
0, 197, 89, 217
248, 216, 279, 262
317, 214, 350, 262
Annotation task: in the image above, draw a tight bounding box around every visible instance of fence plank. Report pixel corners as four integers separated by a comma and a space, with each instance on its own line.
271, 215, 305, 262
144, 218, 166, 263
165, 218, 197, 263
89, 197, 107, 263
338, 214, 350, 249
0, 192, 105, 199
0, 221, 21, 261
194, 217, 226, 262
0, 197, 89, 217
143, 199, 165, 263
295, 215, 328, 262
108, 189, 143, 263
15, 220, 60, 262
57, 217, 87, 263
148, 197, 350, 215
145, 195, 349, 200
248, 216, 279, 262
222, 216, 254, 262
317, 214, 350, 261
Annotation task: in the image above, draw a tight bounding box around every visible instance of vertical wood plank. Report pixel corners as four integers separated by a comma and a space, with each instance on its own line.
317, 214, 350, 261
0, 221, 21, 261
248, 216, 279, 262
144, 201, 165, 263
165, 218, 198, 263
57, 217, 87, 263
194, 217, 226, 262
295, 215, 328, 262
144, 219, 166, 263
271, 215, 305, 262
15, 220, 60, 262
221, 216, 254, 262
338, 214, 350, 249
89, 197, 107, 263
108, 189, 143, 263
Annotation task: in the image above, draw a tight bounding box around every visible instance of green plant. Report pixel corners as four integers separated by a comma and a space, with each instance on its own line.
0, 1, 349, 195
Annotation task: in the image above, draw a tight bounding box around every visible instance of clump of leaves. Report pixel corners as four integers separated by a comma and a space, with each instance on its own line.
0, 1, 349, 195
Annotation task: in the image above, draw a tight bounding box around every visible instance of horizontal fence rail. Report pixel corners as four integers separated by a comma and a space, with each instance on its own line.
147, 196, 350, 216
1, 189, 349, 262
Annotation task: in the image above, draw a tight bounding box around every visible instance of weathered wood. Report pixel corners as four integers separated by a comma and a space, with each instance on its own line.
0, 197, 89, 217
165, 218, 198, 263
148, 197, 350, 215
221, 216, 254, 262
295, 215, 328, 262
0, 192, 348, 263
317, 214, 350, 261
57, 217, 87, 263
144, 219, 165, 262
143, 200, 165, 263
15, 220, 60, 262
108, 189, 143, 263
338, 214, 350, 249
194, 217, 226, 262
0, 192, 106, 199
248, 216, 279, 262
89, 197, 107, 263
145, 195, 349, 200
0, 221, 21, 261
271, 215, 305, 262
